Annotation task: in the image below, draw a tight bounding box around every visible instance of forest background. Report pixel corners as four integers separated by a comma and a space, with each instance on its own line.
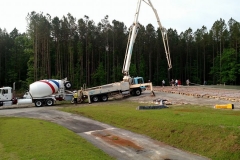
0, 12, 240, 90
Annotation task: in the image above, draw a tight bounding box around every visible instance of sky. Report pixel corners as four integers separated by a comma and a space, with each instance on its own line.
1, 0, 239, 34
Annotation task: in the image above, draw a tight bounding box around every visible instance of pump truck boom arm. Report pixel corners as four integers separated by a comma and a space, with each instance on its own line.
122, 0, 142, 78
143, 0, 172, 70
122, 0, 172, 80
76, 0, 175, 103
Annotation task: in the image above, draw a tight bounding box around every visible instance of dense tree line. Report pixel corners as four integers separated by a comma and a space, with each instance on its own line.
0, 11, 240, 90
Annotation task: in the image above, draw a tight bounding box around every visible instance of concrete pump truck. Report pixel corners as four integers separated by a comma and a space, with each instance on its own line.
76, 0, 172, 103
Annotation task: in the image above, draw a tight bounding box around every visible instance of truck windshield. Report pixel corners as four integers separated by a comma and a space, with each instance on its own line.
137, 78, 143, 84
4, 89, 8, 94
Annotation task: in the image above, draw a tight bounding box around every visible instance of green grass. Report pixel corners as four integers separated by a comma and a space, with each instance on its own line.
0, 117, 114, 160
60, 101, 240, 160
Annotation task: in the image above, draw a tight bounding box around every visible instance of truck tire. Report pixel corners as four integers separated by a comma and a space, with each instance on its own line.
64, 82, 72, 89
135, 89, 141, 96
0, 102, 3, 106
35, 100, 43, 107
46, 99, 54, 106
101, 95, 108, 102
91, 96, 99, 102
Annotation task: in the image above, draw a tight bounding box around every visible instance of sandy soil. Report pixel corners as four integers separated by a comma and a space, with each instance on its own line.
125, 85, 240, 109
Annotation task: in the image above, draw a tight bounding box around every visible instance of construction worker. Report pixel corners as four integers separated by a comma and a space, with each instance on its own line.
162, 80, 165, 87
186, 79, 190, 86
171, 79, 174, 89
73, 91, 78, 105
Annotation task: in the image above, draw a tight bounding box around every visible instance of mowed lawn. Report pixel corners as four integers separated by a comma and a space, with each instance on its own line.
60, 101, 240, 160
0, 117, 114, 160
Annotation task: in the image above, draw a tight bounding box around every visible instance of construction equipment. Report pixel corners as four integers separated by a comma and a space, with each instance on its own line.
143, 0, 172, 70
0, 86, 14, 106
19, 78, 71, 107
77, 0, 171, 104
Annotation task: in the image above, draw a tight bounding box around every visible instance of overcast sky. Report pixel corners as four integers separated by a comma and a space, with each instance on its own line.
1, 0, 239, 34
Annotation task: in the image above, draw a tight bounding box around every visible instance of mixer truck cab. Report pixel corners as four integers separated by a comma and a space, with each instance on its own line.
0, 86, 13, 106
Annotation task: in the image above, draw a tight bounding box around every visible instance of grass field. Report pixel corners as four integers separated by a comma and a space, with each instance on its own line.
60, 101, 240, 160
0, 117, 114, 160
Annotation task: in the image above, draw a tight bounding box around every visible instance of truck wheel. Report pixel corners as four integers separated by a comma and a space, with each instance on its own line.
35, 100, 43, 107
101, 95, 108, 102
135, 89, 141, 96
91, 96, 99, 102
64, 82, 72, 89
46, 99, 54, 106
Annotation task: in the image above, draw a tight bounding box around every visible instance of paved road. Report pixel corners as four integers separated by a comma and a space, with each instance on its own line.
0, 105, 209, 160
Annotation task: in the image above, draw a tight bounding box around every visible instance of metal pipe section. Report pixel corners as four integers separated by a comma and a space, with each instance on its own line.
122, 0, 142, 76
144, 0, 172, 70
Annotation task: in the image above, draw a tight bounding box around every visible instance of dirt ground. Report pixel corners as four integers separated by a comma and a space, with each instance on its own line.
1, 85, 240, 110
125, 85, 240, 109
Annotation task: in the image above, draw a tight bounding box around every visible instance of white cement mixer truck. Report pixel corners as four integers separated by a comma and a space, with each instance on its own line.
19, 78, 72, 107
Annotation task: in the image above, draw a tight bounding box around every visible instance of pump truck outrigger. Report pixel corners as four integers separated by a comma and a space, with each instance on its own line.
76, 0, 172, 104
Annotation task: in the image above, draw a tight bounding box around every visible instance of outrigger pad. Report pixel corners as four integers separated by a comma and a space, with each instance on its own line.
137, 105, 168, 110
